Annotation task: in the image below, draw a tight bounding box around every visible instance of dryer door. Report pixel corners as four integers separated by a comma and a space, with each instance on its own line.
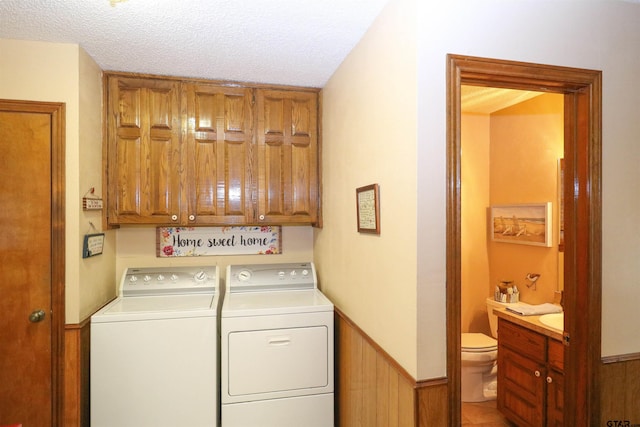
229, 325, 328, 395
222, 311, 334, 403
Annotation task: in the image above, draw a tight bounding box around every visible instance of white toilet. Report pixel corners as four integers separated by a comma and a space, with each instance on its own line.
460, 298, 508, 402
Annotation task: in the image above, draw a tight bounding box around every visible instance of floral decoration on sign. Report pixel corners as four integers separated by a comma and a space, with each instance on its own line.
156, 226, 282, 257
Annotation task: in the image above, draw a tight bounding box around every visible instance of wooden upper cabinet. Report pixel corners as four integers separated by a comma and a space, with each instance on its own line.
183, 83, 253, 224
106, 76, 181, 224
105, 73, 320, 226
256, 89, 319, 225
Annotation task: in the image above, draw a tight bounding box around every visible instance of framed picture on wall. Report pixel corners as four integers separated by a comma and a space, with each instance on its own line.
490, 202, 552, 247
356, 184, 380, 234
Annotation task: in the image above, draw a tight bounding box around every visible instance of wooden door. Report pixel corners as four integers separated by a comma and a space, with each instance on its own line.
106, 76, 181, 225
183, 83, 253, 225
0, 100, 65, 426
255, 89, 318, 224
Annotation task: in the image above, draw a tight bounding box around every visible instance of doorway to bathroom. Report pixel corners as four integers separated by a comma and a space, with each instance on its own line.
446, 55, 602, 426
459, 85, 564, 423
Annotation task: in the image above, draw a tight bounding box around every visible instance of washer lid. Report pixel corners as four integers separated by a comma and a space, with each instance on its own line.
222, 289, 333, 317
461, 333, 497, 351
92, 294, 218, 322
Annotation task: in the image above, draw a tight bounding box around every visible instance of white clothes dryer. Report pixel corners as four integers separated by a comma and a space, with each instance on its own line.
221, 262, 334, 427
91, 266, 221, 427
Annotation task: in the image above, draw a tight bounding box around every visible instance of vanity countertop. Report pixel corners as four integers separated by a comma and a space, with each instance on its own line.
493, 307, 563, 341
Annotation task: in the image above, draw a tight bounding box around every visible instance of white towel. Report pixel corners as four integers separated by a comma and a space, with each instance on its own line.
505, 302, 563, 316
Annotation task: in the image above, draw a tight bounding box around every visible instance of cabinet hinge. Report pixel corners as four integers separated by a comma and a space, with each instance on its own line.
563, 331, 571, 347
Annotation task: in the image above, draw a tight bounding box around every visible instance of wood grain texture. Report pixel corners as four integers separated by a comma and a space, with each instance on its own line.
0, 99, 65, 427
416, 380, 448, 427
106, 75, 181, 224
446, 54, 602, 426
335, 308, 447, 427
600, 358, 640, 425
183, 83, 253, 224
105, 72, 321, 227
497, 317, 566, 427
63, 321, 91, 427
256, 89, 318, 224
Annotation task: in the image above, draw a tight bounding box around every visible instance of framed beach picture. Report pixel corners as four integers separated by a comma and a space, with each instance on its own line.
490, 203, 552, 247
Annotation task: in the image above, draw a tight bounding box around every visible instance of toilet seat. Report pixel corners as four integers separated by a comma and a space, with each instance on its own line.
461, 333, 497, 352
461, 333, 498, 363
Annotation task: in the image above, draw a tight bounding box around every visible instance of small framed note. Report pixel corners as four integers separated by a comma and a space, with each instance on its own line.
82, 233, 105, 258
356, 184, 380, 234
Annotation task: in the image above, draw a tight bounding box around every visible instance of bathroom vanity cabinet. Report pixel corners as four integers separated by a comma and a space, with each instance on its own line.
497, 317, 564, 427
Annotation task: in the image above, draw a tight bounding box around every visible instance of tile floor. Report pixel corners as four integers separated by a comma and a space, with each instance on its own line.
461, 400, 514, 426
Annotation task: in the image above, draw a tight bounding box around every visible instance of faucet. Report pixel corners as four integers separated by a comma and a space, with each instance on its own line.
525, 273, 540, 290
554, 290, 564, 309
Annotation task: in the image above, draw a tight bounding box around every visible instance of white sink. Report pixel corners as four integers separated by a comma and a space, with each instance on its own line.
539, 312, 564, 331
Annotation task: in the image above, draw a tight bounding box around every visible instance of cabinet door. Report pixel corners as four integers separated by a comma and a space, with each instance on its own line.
106, 76, 181, 224
546, 369, 564, 427
183, 84, 253, 224
497, 345, 545, 427
256, 89, 319, 224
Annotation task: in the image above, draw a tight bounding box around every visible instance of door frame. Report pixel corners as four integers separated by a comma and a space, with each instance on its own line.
445, 55, 602, 426
0, 99, 66, 426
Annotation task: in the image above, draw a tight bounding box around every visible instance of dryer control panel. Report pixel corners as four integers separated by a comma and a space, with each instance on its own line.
227, 262, 317, 293
120, 266, 219, 296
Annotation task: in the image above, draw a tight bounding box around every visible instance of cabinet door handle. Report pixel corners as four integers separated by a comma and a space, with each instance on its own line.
188, 214, 195, 221
534, 370, 541, 377
171, 215, 178, 221
259, 214, 265, 221
546, 376, 553, 383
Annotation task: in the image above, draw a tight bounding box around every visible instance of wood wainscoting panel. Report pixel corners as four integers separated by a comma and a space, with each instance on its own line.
600, 356, 640, 425
416, 379, 448, 427
64, 320, 91, 427
335, 308, 447, 427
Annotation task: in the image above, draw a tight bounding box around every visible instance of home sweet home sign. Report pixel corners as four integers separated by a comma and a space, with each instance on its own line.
156, 226, 281, 257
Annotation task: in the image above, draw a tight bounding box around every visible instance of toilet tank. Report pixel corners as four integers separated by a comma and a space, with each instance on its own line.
486, 298, 511, 338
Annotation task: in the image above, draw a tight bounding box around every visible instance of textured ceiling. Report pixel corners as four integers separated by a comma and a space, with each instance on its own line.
0, 0, 390, 88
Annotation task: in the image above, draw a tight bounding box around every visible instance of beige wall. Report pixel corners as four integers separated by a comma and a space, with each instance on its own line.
416, 0, 640, 371
489, 94, 563, 305
322, 0, 640, 379
0, 38, 114, 324
78, 47, 117, 321
114, 226, 314, 290
4, 0, 640, 381
461, 94, 564, 336
461, 113, 491, 335
0, 39, 316, 321
316, 0, 419, 376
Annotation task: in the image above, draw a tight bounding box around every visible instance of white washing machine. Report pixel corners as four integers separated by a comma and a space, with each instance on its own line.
91, 266, 221, 427
221, 262, 334, 427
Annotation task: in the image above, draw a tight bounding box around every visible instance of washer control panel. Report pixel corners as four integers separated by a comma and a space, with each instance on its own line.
120, 266, 219, 296
227, 262, 317, 293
